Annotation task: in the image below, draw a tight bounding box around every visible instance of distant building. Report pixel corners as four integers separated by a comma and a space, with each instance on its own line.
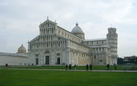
123, 56, 137, 64
117, 56, 137, 65
124, 56, 137, 61
0, 45, 28, 65
28, 18, 118, 66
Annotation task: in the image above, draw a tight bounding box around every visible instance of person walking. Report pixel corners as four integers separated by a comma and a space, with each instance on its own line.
5, 63, 8, 69
86, 64, 88, 71
74, 64, 76, 70
66, 64, 68, 71
69, 64, 71, 70
114, 63, 117, 70
106, 64, 110, 70
90, 64, 92, 71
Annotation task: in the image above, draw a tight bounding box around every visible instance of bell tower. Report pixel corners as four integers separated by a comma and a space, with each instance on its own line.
107, 27, 118, 64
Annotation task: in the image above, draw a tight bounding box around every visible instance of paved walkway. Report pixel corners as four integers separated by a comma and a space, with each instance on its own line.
1, 68, 137, 72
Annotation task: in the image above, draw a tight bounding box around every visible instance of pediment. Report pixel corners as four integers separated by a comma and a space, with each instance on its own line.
39, 19, 57, 28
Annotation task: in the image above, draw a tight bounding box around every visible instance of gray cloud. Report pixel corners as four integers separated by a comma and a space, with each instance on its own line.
0, 0, 137, 57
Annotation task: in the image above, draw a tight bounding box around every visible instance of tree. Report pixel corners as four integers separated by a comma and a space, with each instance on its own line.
117, 57, 124, 64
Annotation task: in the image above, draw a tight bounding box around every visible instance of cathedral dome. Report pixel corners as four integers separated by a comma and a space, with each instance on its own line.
17, 44, 26, 54
71, 23, 84, 34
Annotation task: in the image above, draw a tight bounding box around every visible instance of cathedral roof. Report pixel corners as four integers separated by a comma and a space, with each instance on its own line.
0, 52, 27, 58
39, 17, 57, 28
17, 44, 26, 54
71, 23, 84, 34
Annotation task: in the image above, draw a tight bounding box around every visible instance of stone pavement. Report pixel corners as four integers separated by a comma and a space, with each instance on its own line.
65, 69, 137, 72
1, 68, 137, 72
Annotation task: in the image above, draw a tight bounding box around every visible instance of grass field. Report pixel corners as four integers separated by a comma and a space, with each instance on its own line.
0, 69, 137, 86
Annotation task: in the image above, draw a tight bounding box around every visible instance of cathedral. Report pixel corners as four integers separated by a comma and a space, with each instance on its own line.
28, 18, 118, 66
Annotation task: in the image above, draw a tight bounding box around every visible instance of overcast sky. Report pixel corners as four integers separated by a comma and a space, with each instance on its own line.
0, 0, 137, 57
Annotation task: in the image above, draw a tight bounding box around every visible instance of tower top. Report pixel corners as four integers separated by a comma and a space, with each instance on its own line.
108, 27, 116, 31
108, 27, 117, 34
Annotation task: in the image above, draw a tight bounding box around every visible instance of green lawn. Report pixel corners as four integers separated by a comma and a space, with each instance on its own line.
0, 69, 137, 86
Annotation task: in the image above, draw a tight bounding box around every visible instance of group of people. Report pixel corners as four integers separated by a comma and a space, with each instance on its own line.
65, 64, 93, 71
106, 63, 117, 70
86, 64, 92, 71
5, 63, 116, 70
65, 64, 74, 71
65, 64, 117, 71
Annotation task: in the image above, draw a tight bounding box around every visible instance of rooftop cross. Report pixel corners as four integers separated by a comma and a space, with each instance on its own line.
47, 16, 49, 20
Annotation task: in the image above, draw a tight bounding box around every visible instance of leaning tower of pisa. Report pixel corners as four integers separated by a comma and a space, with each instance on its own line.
107, 27, 118, 64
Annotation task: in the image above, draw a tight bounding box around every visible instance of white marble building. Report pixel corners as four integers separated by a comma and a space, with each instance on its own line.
0, 45, 28, 65
28, 18, 118, 66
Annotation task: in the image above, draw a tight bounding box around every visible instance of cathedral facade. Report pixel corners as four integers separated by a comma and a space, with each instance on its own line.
28, 18, 118, 66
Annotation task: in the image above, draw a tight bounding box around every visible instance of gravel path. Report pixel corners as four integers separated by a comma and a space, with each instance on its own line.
1, 68, 137, 72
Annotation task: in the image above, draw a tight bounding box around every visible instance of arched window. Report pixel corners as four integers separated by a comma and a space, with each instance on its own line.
57, 53, 60, 56
35, 54, 39, 57
94, 55, 96, 59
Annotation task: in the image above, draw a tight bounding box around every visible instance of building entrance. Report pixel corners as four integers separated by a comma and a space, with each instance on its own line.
45, 56, 49, 65
36, 58, 38, 65
57, 58, 60, 64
